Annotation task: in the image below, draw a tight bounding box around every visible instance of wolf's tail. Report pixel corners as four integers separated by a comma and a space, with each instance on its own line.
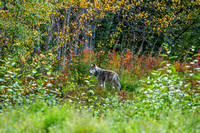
114, 75, 121, 91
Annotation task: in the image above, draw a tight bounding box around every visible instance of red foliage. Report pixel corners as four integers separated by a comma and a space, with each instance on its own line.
69, 49, 200, 93
119, 90, 127, 98
195, 52, 200, 68
123, 51, 132, 68
83, 48, 94, 63
97, 86, 103, 92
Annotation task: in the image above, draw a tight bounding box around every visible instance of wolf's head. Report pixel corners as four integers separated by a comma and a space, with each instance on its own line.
89, 64, 98, 74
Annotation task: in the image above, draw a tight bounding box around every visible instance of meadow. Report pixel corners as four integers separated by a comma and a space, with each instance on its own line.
1, 100, 199, 132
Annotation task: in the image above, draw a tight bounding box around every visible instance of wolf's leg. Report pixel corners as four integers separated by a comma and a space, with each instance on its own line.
117, 85, 121, 93
98, 80, 101, 87
103, 81, 105, 89
109, 82, 115, 91
98, 80, 104, 89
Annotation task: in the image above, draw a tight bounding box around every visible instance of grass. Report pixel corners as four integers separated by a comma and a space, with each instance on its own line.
0, 97, 199, 133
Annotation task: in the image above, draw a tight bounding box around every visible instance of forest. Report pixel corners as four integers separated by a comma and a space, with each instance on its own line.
0, 0, 200, 132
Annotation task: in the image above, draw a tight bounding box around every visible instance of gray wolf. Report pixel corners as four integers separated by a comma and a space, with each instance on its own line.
89, 64, 121, 93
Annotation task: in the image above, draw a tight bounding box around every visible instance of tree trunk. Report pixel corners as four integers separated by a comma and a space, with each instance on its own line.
137, 26, 146, 56
34, 26, 40, 54
45, 16, 54, 50
56, 17, 61, 58
60, 6, 71, 71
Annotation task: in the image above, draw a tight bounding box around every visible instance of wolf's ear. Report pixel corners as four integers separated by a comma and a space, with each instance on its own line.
90, 64, 95, 67
90, 63, 97, 67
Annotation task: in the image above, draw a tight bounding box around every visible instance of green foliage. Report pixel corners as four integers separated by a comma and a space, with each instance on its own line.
138, 46, 200, 114
68, 54, 90, 84
121, 81, 137, 91
0, 100, 199, 132
1, 0, 200, 132
0, 56, 60, 108
1, 46, 200, 132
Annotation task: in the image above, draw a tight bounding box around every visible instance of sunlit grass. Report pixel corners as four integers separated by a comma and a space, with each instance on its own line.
0, 100, 199, 133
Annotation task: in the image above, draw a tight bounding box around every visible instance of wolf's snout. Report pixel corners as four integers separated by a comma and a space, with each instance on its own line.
89, 70, 95, 74
89, 70, 93, 74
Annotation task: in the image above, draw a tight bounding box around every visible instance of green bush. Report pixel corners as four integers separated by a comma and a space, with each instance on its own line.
0, 57, 60, 108
137, 45, 200, 114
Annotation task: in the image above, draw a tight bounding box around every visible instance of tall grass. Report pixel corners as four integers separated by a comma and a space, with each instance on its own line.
0, 100, 199, 133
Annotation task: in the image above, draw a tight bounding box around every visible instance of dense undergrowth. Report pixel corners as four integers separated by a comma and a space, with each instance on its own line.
0, 46, 200, 132
1, 46, 200, 108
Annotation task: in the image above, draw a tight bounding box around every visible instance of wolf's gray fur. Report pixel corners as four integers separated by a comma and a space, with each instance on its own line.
89, 64, 121, 93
